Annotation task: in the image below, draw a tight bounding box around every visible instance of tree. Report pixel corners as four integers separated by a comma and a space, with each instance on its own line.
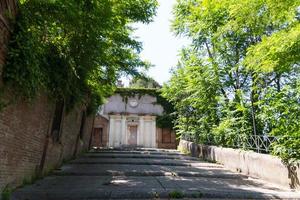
164, 0, 300, 162
162, 48, 219, 143
3, 0, 158, 113
129, 75, 161, 88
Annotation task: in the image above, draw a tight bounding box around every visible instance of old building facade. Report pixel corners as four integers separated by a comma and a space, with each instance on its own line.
92, 89, 177, 149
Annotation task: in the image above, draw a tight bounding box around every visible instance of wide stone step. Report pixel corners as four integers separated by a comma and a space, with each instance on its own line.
53, 163, 243, 179
89, 150, 183, 156
84, 153, 199, 160
52, 171, 245, 179
93, 148, 181, 153
11, 176, 299, 200
70, 157, 200, 166
54, 163, 238, 178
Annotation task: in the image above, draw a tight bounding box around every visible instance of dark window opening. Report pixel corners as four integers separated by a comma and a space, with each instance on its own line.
79, 111, 86, 139
51, 100, 64, 142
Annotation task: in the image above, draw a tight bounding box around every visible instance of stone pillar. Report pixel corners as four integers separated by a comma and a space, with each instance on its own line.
108, 115, 116, 147
138, 116, 144, 146
152, 116, 157, 148
121, 115, 126, 145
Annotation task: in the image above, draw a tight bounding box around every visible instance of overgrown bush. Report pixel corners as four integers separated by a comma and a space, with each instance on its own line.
3, 0, 158, 113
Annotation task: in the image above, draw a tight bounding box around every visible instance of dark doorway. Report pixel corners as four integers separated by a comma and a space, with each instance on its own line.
92, 128, 103, 147
128, 126, 138, 146
162, 128, 171, 143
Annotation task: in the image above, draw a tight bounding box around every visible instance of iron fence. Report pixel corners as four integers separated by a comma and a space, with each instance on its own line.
233, 135, 278, 153
181, 133, 278, 154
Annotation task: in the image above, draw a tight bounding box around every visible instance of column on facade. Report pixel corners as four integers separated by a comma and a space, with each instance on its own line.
121, 115, 127, 146
138, 116, 144, 146
108, 115, 115, 147
151, 116, 157, 147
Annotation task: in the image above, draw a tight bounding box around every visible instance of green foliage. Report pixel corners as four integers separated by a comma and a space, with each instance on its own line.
212, 100, 252, 147
165, 0, 300, 163
116, 87, 159, 99
162, 49, 220, 143
3, 0, 158, 112
129, 75, 161, 88
245, 24, 300, 72
169, 190, 184, 199
259, 81, 300, 164
1, 186, 13, 200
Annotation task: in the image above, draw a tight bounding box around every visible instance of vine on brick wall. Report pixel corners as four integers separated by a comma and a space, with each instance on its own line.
1, 0, 157, 114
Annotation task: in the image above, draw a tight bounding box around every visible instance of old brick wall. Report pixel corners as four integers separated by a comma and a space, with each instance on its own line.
92, 116, 109, 147
44, 108, 94, 172
0, 0, 94, 192
156, 128, 177, 149
0, 94, 54, 192
0, 94, 94, 192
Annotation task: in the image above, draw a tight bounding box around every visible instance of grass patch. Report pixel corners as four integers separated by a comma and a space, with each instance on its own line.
22, 172, 43, 187
177, 146, 191, 156
169, 190, 184, 199
191, 191, 203, 198
1, 186, 13, 200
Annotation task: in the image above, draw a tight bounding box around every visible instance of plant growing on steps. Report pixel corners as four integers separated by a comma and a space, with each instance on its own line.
1, 186, 13, 200
169, 190, 184, 199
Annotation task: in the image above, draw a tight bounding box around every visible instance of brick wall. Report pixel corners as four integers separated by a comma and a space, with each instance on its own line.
0, 93, 94, 192
0, 94, 53, 192
92, 116, 109, 147
156, 128, 177, 149
0, 0, 95, 192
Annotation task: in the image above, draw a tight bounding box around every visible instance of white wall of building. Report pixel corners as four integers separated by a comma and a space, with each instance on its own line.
103, 94, 164, 115
109, 115, 157, 148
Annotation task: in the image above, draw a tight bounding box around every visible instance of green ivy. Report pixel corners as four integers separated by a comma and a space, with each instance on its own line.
2, 0, 158, 113
163, 0, 300, 164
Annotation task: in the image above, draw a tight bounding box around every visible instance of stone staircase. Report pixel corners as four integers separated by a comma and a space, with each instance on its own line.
11, 148, 300, 199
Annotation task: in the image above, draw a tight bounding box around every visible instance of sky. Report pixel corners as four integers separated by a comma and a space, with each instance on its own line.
123, 0, 190, 86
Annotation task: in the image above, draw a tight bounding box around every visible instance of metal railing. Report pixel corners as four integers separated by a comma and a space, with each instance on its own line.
233, 135, 278, 153
181, 133, 278, 154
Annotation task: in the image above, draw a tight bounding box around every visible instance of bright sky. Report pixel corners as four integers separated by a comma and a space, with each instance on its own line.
123, 0, 190, 86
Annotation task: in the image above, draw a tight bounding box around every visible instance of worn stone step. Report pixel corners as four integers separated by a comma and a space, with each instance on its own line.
11, 176, 300, 200
89, 150, 183, 156
13, 189, 297, 200
70, 157, 195, 166
83, 153, 198, 161
52, 171, 246, 179
53, 164, 239, 179
92, 148, 181, 153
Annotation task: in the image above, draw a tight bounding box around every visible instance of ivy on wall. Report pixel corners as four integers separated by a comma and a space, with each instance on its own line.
1, 0, 158, 114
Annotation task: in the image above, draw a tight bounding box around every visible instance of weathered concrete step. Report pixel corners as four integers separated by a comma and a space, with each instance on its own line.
93, 148, 180, 153
52, 171, 245, 179
70, 157, 224, 168
70, 160, 190, 166
70, 157, 199, 166
54, 164, 237, 179
90, 149, 183, 156
84, 153, 199, 160
11, 176, 300, 200
13, 189, 298, 200
89, 151, 184, 156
